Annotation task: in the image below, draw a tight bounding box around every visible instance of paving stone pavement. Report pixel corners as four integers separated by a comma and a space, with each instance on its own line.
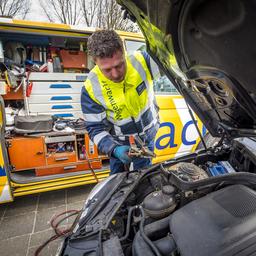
0, 184, 94, 256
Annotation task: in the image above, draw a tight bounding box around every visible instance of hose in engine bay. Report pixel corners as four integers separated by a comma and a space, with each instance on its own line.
120, 206, 137, 242
138, 206, 162, 256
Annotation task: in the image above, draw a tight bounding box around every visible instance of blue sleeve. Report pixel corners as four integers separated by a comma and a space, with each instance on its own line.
81, 86, 120, 156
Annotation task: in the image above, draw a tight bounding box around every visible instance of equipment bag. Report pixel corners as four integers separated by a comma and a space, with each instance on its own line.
14, 115, 53, 134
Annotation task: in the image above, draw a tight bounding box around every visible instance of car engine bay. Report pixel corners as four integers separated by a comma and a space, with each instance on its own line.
61, 137, 256, 256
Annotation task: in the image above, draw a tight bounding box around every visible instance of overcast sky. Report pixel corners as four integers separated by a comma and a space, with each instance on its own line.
26, 0, 48, 22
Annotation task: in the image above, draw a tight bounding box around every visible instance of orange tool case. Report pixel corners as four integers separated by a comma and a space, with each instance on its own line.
7, 133, 102, 177
60, 50, 87, 69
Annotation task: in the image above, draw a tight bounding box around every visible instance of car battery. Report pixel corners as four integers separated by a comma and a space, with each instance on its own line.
207, 161, 236, 177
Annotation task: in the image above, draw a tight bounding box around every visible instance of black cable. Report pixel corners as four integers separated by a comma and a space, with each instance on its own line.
138, 206, 162, 256
120, 206, 137, 241
84, 149, 99, 183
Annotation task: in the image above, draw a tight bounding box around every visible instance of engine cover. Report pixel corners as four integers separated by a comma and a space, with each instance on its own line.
170, 185, 256, 256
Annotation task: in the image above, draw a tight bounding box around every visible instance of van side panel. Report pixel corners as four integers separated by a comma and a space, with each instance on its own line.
0, 97, 13, 203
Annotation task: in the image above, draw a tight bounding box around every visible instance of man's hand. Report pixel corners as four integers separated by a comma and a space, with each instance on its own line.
113, 145, 132, 164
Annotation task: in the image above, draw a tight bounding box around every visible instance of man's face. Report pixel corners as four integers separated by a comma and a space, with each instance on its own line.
95, 50, 126, 83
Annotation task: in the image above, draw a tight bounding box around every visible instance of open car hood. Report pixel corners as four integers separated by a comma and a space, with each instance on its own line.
117, 0, 256, 138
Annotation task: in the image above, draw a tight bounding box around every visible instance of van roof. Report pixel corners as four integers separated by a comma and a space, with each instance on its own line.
0, 17, 144, 39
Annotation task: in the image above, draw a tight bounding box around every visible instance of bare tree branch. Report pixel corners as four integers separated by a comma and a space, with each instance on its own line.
0, 0, 8, 15
0, 0, 31, 19
80, 0, 100, 27
39, 0, 82, 25
97, 0, 138, 32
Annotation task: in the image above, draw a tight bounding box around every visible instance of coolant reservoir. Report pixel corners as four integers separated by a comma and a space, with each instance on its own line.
142, 185, 176, 219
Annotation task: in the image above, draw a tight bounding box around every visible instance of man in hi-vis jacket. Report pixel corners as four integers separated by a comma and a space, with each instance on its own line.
81, 30, 159, 174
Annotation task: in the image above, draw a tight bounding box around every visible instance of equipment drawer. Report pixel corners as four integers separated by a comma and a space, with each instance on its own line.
35, 160, 102, 176
28, 102, 81, 113
27, 94, 81, 104
29, 110, 84, 119
46, 152, 77, 165
29, 72, 88, 81
30, 82, 83, 94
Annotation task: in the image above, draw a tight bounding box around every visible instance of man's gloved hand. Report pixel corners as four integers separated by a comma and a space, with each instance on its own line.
113, 145, 132, 164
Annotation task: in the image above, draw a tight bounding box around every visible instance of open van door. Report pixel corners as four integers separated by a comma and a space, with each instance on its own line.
0, 96, 13, 203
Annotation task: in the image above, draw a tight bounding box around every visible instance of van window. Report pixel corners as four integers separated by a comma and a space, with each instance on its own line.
125, 40, 145, 54
125, 40, 179, 95
153, 75, 179, 95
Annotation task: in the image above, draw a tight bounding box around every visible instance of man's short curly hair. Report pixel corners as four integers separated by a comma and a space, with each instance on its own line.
87, 30, 124, 59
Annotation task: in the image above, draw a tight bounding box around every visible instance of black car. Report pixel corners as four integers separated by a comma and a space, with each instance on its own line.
59, 0, 256, 255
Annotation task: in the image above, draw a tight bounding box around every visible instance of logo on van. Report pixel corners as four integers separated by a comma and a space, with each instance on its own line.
155, 120, 207, 150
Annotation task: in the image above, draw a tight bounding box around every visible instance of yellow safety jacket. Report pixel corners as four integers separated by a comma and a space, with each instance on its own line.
81, 51, 159, 155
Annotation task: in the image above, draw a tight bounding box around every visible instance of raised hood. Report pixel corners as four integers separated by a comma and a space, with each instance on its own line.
118, 0, 256, 138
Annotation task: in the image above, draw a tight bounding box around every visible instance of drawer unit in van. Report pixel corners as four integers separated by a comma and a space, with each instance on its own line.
45, 135, 77, 166
35, 160, 102, 176
7, 133, 103, 176
27, 72, 87, 118
37, 133, 102, 176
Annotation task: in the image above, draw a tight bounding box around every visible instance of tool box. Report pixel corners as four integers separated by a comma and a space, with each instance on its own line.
7, 132, 102, 176
60, 50, 87, 71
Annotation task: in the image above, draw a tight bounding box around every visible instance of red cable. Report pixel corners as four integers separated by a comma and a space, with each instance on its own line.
34, 209, 81, 256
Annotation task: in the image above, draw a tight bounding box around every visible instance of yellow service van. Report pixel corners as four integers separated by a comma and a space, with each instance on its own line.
0, 18, 205, 203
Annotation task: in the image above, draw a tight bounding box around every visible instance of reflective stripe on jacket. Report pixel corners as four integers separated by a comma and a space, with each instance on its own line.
81, 51, 159, 155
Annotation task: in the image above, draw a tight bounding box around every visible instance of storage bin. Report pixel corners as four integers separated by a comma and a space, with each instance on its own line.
60, 50, 87, 69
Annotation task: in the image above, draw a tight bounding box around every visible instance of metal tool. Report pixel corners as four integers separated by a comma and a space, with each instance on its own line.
128, 135, 156, 158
